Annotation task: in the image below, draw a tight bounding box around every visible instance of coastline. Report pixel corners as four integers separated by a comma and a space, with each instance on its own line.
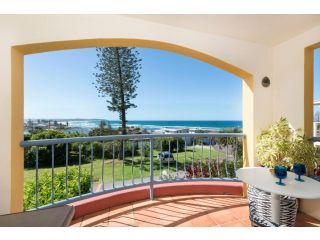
24, 119, 243, 134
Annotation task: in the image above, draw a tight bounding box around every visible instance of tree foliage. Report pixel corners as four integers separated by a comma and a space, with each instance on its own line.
24, 130, 89, 168
154, 138, 185, 153
93, 47, 142, 135
88, 127, 118, 137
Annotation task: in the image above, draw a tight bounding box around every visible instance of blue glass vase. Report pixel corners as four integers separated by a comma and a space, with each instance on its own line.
293, 163, 306, 182
274, 165, 287, 186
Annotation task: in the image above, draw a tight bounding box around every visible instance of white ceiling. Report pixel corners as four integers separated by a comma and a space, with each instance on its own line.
127, 14, 320, 46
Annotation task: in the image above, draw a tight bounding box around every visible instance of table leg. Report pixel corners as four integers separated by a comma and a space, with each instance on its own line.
270, 193, 280, 225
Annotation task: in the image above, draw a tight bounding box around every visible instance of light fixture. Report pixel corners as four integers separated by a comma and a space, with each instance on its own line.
262, 76, 271, 87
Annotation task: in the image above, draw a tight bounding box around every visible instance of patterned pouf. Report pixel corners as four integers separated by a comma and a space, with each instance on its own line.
248, 186, 298, 227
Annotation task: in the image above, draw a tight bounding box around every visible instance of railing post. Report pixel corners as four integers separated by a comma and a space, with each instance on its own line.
149, 138, 154, 201
35, 146, 39, 209
242, 136, 249, 198
51, 144, 55, 204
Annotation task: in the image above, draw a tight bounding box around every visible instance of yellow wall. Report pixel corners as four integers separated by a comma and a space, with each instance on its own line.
0, 14, 276, 214
10, 48, 24, 213
272, 26, 320, 220
272, 26, 320, 131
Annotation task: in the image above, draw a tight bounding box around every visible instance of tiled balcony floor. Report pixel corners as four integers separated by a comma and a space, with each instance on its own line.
70, 195, 320, 227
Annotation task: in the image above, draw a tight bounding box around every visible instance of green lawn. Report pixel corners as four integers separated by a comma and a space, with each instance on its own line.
24, 146, 226, 184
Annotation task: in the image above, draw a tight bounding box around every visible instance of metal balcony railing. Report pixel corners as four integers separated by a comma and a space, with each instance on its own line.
20, 133, 245, 210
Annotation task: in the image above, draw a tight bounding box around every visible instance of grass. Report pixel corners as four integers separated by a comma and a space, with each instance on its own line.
24, 146, 227, 184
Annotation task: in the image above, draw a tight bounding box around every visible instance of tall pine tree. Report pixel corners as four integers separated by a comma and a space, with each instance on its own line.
93, 47, 142, 159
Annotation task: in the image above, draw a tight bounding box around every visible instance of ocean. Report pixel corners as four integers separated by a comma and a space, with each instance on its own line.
64, 120, 243, 133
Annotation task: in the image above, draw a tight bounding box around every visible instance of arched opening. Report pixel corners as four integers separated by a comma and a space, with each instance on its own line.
305, 43, 320, 138
11, 38, 254, 212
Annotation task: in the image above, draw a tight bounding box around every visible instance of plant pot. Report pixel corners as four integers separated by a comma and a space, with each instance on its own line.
269, 168, 275, 176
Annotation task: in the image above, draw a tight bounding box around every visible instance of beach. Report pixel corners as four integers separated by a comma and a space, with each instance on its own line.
65, 119, 242, 133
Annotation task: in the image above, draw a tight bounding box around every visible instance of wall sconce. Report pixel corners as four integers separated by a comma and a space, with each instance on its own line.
262, 76, 271, 87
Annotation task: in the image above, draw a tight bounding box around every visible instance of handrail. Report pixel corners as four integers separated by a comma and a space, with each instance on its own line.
310, 137, 320, 142
21, 133, 245, 210
20, 133, 245, 147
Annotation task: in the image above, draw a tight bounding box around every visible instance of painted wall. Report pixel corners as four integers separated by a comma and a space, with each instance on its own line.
273, 26, 320, 220
0, 21, 14, 215
273, 26, 320, 128
0, 14, 277, 214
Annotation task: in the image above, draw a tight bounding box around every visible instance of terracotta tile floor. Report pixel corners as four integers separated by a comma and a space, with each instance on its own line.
70, 195, 320, 227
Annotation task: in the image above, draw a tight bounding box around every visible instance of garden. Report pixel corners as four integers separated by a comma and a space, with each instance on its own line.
23, 130, 243, 210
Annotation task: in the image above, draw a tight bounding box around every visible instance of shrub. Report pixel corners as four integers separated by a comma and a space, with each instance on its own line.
24, 166, 91, 211
88, 127, 118, 136
24, 139, 141, 169
30, 129, 67, 140
154, 138, 185, 152
185, 158, 242, 179
25, 130, 69, 168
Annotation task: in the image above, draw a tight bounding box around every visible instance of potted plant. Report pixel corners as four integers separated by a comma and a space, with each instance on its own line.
256, 117, 320, 176
254, 117, 319, 226
288, 134, 319, 176
256, 117, 293, 171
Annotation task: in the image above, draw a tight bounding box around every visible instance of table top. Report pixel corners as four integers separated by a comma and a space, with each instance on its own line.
236, 167, 320, 199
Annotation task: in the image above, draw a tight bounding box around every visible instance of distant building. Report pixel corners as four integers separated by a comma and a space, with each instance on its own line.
160, 127, 189, 134
24, 119, 68, 133
156, 128, 194, 145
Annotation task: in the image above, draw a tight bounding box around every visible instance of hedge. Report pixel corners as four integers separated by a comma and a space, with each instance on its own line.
24, 166, 90, 210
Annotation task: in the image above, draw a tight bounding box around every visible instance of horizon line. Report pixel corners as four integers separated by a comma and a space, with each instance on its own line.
24, 118, 243, 121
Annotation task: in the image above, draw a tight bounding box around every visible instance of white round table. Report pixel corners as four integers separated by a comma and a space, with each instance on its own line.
236, 167, 320, 225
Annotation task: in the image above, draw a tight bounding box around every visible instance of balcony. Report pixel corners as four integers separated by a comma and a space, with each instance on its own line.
16, 133, 320, 227
2, 14, 320, 231
70, 194, 320, 227
20, 133, 244, 210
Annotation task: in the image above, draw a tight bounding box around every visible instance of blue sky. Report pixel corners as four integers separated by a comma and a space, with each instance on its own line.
24, 47, 243, 121
315, 48, 320, 100
25, 46, 320, 121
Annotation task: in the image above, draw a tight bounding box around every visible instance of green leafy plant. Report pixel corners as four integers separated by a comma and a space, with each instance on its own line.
24, 166, 90, 211
256, 117, 319, 175
256, 117, 293, 168
288, 135, 319, 176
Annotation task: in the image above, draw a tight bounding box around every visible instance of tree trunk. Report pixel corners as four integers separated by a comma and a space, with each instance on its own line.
119, 111, 126, 160
115, 47, 126, 160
